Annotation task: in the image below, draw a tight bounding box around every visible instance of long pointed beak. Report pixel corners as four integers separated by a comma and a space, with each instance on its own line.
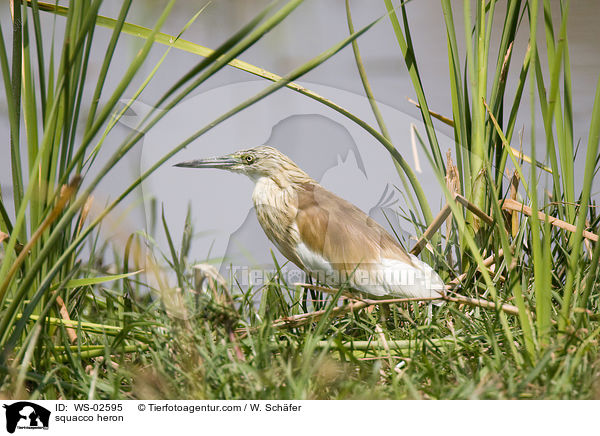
174, 155, 238, 169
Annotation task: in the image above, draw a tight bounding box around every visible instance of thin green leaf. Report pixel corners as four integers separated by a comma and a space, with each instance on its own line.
56, 270, 143, 290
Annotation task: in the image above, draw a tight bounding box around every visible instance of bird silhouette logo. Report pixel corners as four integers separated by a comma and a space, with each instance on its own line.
2, 402, 51, 433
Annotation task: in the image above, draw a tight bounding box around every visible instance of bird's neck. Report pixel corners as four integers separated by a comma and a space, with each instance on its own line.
253, 168, 314, 190
252, 171, 315, 209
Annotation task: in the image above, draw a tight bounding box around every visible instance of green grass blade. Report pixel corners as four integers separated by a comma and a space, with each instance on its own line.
528, 0, 554, 342
384, 0, 444, 172
412, 125, 522, 365
0, 198, 13, 234
484, 172, 537, 361
441, 0, 467, 191
56, 270, 143, 290
156, 1, 277, 108
533, 51, 561, 199
161, 207, 184, 291
84, 4, 208, 170
0, 22, 20, 159
29, 0, 47, 120
80, 0, 176, 154
345, 0, 390, 140
345, 0, 418, 220
559, 72, 600, 329
9, 1, 24, 220
576, 229, 600, 326
61, 0, 280, 184
83, 0, 132, 137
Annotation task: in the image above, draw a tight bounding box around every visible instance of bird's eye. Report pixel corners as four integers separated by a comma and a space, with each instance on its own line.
244, 155, 255, 164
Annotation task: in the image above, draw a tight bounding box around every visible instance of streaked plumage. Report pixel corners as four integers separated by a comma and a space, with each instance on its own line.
176, 146, 444, 299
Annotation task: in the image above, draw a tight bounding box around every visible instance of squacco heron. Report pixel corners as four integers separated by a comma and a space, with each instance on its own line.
176, 146, 444, 300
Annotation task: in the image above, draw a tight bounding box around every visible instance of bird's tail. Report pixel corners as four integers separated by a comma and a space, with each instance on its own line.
409, 254, 445, 306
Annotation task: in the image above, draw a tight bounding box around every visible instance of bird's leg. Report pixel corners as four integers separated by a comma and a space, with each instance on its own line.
306, 274, 323, 311
301, 273, 312, 313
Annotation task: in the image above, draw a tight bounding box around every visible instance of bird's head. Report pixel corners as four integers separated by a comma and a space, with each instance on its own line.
175, 145, 313, 185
